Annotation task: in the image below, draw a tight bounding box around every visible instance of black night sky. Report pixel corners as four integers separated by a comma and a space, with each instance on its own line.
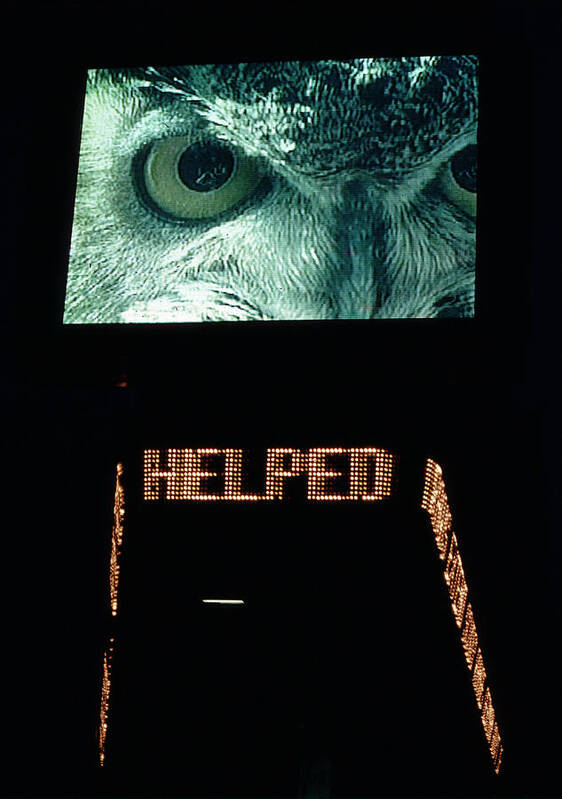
1, 2, 560, 797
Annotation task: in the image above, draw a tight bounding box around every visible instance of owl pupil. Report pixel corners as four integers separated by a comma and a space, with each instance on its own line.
177, 142, 235, 193
451, 145, 477, 193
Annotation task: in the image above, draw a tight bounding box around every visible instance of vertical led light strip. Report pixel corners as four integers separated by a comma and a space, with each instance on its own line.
109, 463, 125, 616
98, 636, 115, 766
421, 459, 503, 774
98, 462, 125, 767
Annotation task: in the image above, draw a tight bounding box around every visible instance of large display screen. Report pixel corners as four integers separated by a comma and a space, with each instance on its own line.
64, 56, 478, 324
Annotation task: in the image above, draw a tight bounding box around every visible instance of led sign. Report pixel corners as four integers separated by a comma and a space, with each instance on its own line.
99, 452, 503, 776
143, 447, 395, 502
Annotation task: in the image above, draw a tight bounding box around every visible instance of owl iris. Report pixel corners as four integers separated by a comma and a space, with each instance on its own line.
178, 142, 235, 193
141, 135, 263, 221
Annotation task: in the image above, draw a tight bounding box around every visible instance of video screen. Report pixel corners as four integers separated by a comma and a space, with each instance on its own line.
63, 57, 478, 324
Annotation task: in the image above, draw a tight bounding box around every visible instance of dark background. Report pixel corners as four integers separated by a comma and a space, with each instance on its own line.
1, 1, 560, 796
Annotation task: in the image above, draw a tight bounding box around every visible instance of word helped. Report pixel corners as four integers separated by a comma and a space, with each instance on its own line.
144, 447, 394, 502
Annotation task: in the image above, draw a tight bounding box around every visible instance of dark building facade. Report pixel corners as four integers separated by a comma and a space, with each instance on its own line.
97, 446, 503, 796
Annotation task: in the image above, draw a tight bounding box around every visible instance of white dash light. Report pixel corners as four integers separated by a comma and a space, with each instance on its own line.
202, 599, 245, 605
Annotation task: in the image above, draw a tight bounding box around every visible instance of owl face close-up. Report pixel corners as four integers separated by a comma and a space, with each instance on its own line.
63, 56, 478, 323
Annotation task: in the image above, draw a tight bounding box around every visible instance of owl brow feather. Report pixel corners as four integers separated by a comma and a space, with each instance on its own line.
86, 65, 192, 101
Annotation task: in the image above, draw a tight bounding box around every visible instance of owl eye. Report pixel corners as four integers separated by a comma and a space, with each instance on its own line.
440, 144, 477, 218
143, 137, 263, 220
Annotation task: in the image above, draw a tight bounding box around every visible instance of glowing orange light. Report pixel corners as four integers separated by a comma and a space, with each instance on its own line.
98, 636, 115, 767
109, 463, 125, 616
265, 448, 305, 500
143, 447, 395, 502
98, 463, 125, 768
307, 448, 394, 501
421, 459, 503, 774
